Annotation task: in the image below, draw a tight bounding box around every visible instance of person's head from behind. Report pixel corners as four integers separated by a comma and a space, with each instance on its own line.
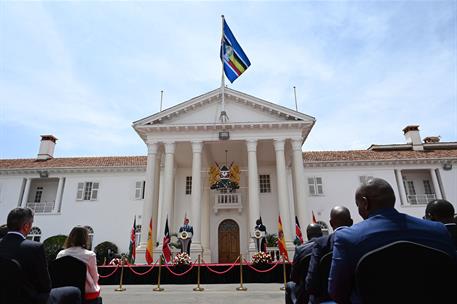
306, 223, 323, 241
256, 219, 262, 226
7, 207, 34, 237
424, 199, 455, 224
64, 226, 90, 249
0, 224, 8, 238
355, 178, 396, 220
329, 206, 353, 230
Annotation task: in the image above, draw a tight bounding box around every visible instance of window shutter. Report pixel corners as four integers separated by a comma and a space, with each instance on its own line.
91, 182, 99, 200
135, 181, 143, 200
76, 183, 84, 200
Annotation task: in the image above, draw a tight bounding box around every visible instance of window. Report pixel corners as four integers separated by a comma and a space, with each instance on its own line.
259, 175, 271, 193
85, 226, 94, 250
359, 176, 374, 185
423, 180, 433, 194
34, 187, 43, 203
26, 227, 42, 242
406, 181, 416, 195
308, 177, 323, 195
135, 181, 145, 200
185, 176, 192, 195
76, 182, 99, 201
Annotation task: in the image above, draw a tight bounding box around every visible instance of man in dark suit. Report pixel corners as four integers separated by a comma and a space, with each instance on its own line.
179, 218, 193, 254
286, 223, 323, 304
328, 178, 457, 304
305, 206, 353, 303
0, 207, 80, 304
254, 218, 267, 252
424, 199, 457, 247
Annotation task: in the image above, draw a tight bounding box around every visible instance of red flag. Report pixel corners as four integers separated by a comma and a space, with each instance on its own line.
145, 218, 153, 264
278, 215, 289, 261
162, 216, 172, 263
128, 217, 136, 263
295, 216, 303, 245
312, 211, 317, 224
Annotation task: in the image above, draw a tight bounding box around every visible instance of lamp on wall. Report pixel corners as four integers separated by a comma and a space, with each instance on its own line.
442, 162, 452, 171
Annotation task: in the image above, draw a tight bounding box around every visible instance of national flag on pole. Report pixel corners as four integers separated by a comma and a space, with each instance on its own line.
312, 211, 317, 224
277, 215, 289, 261
128, 216, 136, 264
162, 216, 172, 263
145, 218, 153, 265
220, 18, 251, 83
295, 216, 304, 245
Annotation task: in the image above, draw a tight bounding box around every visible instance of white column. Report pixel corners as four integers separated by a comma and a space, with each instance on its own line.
430, 169, 443, 199
247, 139, 260, 251
291, 138, 309, 229
54, 177, 64, 213
201, 185, 211, 261
274, 139, 293, 246
191, 141, 203, 250
21, 178, 31, 207
163, 142, 176, 231
395, 169, 408, 205
139, 143, 159, 248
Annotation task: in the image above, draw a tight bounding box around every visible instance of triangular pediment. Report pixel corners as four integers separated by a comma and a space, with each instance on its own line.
133, 87, 315, 127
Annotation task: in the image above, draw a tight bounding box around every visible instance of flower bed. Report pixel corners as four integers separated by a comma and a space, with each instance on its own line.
173, 252, 191, 265
251, 251, 272, 265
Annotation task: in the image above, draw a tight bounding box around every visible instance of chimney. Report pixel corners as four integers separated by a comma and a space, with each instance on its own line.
37, 135, 58, 160
402, 125, 423, 151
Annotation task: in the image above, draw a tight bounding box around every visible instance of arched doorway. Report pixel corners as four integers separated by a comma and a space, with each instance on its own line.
218, 219, 240, 263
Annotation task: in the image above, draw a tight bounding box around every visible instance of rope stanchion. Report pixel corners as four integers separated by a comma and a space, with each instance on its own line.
280, 255, 287, 291
114, 257, 126, 292
153, 255, 164, 292
164, 262, 195, 276
236, 254, 247, 291
244, 258, 281, 273
202, 256, 240, 275
126, 258, 160, 276
99, 264, 120, 279
193, 254, 204, 292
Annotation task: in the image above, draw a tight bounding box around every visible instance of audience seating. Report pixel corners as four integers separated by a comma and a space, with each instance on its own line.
316, 251, 333, 303
49, 255, 102, 304
0, 257, 26, 304
355, 240, 457, 303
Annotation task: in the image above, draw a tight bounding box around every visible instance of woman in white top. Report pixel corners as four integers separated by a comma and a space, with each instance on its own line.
57, 226, 101, 301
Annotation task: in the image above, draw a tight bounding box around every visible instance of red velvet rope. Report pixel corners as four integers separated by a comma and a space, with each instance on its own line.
244, 259, 281, 273
201, 256, 240, 275
98, 264, 120, 278
125, 258, 160, 276
164, 262, 196, 276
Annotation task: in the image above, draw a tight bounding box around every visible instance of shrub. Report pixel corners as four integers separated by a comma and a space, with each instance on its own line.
94, 241, 119, 265
265, 233, 278, 247
43, 235, 67, 263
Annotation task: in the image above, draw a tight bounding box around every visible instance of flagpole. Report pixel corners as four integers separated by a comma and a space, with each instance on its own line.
220, 15, 227, 123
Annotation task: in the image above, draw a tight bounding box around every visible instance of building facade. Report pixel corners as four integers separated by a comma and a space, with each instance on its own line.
1, 88, 456, 263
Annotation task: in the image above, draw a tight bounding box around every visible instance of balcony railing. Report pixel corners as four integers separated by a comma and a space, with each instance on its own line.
213, 193, 242, 214
26, 201, 55, 213
406, 194, 436, 206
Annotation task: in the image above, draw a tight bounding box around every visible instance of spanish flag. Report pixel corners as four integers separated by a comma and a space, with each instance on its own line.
220, 18, 251, 83
278, 215, 289, 261
145, 218, 153, 264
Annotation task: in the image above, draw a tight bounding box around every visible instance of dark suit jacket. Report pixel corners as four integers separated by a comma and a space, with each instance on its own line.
329, 208, 457, 304
0, 232, 51, 304
305, 233, 334, 302
445, 223, 457, 248
179, 224, 193, 235
289, 240, 315, 304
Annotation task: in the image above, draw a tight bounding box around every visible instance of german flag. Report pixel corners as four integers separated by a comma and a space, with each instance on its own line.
220, 18, 251, 83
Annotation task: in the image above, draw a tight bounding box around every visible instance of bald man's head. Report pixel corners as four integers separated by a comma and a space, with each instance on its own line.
425, 199, 455, 224
355, 178, 396, 219
329, 206, 353, 230
306, 223, 323, 241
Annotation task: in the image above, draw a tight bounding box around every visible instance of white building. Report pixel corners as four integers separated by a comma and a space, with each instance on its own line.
1, 87, 456, 263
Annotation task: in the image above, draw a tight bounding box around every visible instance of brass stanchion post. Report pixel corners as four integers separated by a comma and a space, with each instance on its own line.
153, 255, 165, 291
280, 254, 287, 291
115, 257, 127, 291
236, 254, 247, 291
193, 254, 204, 291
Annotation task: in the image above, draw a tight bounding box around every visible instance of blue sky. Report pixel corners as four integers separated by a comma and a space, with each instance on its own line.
1, 1, 456, 158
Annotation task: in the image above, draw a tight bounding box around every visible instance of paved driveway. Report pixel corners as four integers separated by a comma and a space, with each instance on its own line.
101, 283, 285, 304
